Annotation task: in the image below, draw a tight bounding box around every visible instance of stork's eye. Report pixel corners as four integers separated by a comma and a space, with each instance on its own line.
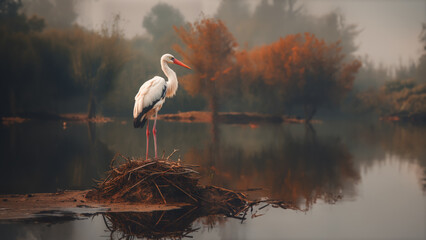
171, 57, 175, 61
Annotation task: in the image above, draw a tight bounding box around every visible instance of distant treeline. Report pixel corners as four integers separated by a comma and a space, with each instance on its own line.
1, 0, 425, 121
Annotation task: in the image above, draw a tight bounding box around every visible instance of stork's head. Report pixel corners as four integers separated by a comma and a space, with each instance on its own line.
161, 53, 191, 69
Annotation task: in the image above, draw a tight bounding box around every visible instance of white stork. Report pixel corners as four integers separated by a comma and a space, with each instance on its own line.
133, 53, 191, 159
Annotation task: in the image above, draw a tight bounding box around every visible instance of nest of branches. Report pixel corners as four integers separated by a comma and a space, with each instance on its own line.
87, 153, 202, 204
86, 153, 249, 209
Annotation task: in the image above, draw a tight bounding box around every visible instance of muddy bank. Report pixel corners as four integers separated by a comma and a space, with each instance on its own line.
158, 111, 313, 124
380, 112, 426, 123
1, 113, 111, 125
0, 190, 186, 222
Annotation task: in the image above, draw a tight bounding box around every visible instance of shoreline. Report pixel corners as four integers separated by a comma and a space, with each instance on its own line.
0, 190, 188, 222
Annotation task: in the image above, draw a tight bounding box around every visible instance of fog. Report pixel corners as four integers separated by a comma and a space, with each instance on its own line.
3, 0, 425, 120
71, 0, 426, 67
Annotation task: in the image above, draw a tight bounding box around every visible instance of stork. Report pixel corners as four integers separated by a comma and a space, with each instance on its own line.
133, 53, 191, 160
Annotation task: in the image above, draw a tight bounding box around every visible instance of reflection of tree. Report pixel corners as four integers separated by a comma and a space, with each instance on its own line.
0, 122, 112, 193
184, 124, 360, 209
269, 126, 359, 208
358, 123, 426, 192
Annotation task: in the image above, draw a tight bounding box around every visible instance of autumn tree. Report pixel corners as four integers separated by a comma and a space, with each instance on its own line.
238, 33, 361, 122
174, 18, 238, 121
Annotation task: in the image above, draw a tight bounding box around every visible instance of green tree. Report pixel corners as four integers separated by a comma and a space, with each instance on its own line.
22, 0, 77, 28
142, 3, 184, 55
215, 0, 252, 46
69, 16, 129, 118
417, 23, 426, 83
0, 0, 45, 116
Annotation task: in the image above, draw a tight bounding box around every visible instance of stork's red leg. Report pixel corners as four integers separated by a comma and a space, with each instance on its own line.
146, 120, 150, 160
153, 112, 158, 159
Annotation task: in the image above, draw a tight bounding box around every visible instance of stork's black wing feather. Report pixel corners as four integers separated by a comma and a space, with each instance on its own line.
133, 85, 167, 128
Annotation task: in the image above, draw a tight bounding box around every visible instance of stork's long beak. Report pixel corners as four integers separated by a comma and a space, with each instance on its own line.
173, 58, 191, 69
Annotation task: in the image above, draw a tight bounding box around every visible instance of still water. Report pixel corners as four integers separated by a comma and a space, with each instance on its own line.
0, 119, 425, 239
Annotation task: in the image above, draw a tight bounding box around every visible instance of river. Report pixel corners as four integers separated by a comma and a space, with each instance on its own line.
0, 118, 425, 239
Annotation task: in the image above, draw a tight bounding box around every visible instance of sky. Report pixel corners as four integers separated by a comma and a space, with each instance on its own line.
75, 0, 426, 67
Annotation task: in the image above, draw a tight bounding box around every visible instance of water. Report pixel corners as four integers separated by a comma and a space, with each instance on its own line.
0, 119, 425, 239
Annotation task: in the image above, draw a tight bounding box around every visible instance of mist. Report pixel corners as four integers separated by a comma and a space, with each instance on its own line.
1, 0, 425, 121
70, 0, 425, 67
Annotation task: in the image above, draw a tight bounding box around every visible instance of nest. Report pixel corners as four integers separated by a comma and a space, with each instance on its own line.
87, 153, 202, 204
86, 153, 248, 209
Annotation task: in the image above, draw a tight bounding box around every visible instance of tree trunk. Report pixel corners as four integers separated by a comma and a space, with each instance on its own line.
87, 92, 96, 119
209, 82, 219, 127
304, 104, 317, 123
208, 81, 220, 167
9, 88, 17, 117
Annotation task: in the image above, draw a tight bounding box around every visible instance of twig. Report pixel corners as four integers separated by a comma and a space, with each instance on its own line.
119, 176, 149, 197
165, 206, 198, 229
128, 161, 157, 173
153, 181, 167, 204
102, 215, 113, 232
259, 203, 270, 210
110, 153, 130, 169
155, 210, 166, 226
166, 149, 179, 160
162, 177, 198, 203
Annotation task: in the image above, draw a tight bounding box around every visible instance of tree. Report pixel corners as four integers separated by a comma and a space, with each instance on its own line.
142, 3, 184, 56
215, 0, 252, 46
215, 0, 358, 58
417, 23, 426, 83
174, 18, 238, 121
238, 33, 361, 122
69, 15, 129, 118
143, 3, 184, 41
22, 0, 77, 28
0, 0, 45, 116
0, 0, 44, 33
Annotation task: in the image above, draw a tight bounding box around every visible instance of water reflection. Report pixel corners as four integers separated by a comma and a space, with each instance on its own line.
0, 121, 113, 194
1, 119, 426, 239
101, 204, 240, 240
362, 123, 426, 192
184, 123, 360, 209
103, 208, 200, 239
1, 119, 425, 198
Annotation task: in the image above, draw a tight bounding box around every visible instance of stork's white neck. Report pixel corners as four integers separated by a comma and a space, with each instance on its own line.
161, 60, 178, 98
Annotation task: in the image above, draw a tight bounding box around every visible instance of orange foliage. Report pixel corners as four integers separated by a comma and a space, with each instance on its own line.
237, 33, 361, 120
174, 18, 238, 114
175, 20, 361, 120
